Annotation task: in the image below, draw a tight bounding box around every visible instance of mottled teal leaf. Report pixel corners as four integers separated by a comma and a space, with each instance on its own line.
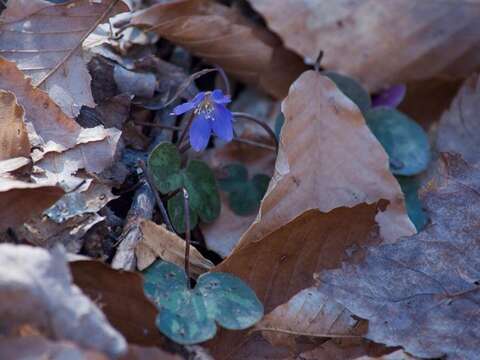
396, 175, 427, 231
365, 107, 430, 176
167, 191, 198, 233
218, 164, 270, 216
197, 272, 264, 330
148, 142, 183, 193
184, 160, 220, 223
143, 261, 263, 345
325, 71, 371, 114
149, 144, 220, 228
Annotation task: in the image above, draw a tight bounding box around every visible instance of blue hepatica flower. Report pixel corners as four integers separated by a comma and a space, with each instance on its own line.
172, 89, 233, 151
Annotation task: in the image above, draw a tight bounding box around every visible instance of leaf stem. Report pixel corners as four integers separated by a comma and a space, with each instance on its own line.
139, 160, 174, 232
35, 0, 121, 87
232, 112, 279, 153
177, 112, 194, 150
182, 188, 191, 287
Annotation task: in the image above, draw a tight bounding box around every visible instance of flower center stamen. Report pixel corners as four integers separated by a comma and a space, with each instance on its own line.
194, 93, 216, 121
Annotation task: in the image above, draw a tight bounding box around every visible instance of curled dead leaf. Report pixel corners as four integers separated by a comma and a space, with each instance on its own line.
136, 219, 214, 277
0, 0, 128, 116
131, 0, 307, 99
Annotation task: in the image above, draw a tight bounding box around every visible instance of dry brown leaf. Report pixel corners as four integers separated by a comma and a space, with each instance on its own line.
0, 178, 64, 231
436, 73, 480, 165
314, 154, 480, 359
257, 286, 365, 348
237, 70, 414, 250
248, 0, 480, 91
211, 206, 380, 358
131, 0, 307, 99
209, 70, 415, 357
0, 244, 126, 357
0, 336, 109, 360
70, 260, 164, 348
0, 0, 128, 116
136, 219, 214, 277
0, 58, 121, 191
0, 90, 30, 160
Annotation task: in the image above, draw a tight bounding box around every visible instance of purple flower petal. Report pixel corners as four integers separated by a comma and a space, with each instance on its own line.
211, 104, 233, 142
189, 114, 212, 151
171, 92, 206, 115
211, 89, 231, 104
372, 84, 406, 108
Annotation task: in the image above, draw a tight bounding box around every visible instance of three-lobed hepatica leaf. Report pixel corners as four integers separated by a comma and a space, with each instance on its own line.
143, 260, 264, 344
218, 164, 270, 216
148, 142, 220, 232
365, 107, 430, 176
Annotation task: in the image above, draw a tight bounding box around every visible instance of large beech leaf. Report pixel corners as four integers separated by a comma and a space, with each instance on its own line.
143, 261, 263, 345
315, 154, 480, 360
365, 107, 430, 176
248, 0, 480, 91
0, 0, 128, 117
132, 0, 307, 99
209, 70, 415, 358
148, 142, 220, 232
233, 70, 414, 249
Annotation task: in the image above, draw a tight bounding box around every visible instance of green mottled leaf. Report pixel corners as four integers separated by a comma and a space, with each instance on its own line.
143, 261, 263, 345
396, 175, 427, 231
184, 160, 220, 223
218, 164, 270, 216
365, 107, 430, 176
218, 164, 248, 193
148, 142, 183, 193
148, 143, 220, 229
325, 71, 371, 114
167, 191, 198, 233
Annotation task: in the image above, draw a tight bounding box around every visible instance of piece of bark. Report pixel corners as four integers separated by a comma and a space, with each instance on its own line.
112, 180, 155, 270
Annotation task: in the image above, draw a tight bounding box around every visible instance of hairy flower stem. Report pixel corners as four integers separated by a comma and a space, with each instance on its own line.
139, 161, 174, 232
232, 112, 279, 153
182, 188, 191, 288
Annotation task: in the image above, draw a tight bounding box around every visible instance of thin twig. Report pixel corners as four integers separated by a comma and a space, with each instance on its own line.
182, 188, 191, 288
139, 160, 174, 232
232, 137, 276, 151
232, 112, 279, 153
35, 0, 121, 87
314, 50, 324, 72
